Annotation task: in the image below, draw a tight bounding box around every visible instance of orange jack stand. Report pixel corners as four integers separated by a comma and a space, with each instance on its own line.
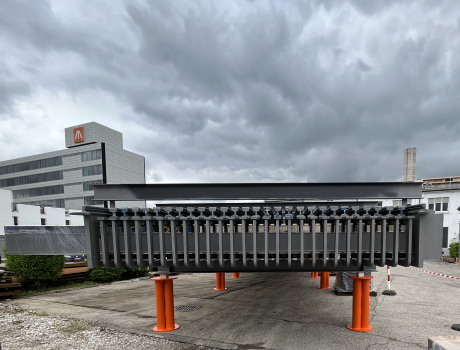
347, 275, 374, 332
214, 273, 227, 290
151, 275, 179, 332
232, 273, 240, 279
318, 272, 331, 289
311, 272, 319, 279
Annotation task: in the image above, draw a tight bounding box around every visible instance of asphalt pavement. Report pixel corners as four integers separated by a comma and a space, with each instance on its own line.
9, 260, 460, 350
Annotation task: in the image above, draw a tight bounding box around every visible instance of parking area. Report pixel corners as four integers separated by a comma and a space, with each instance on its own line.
8, 260, 460, 350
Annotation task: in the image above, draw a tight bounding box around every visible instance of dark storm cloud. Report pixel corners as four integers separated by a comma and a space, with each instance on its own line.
1, 0, 460, 182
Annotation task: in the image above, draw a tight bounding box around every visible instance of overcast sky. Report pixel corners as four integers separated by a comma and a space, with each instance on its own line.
1, 1, 459, 183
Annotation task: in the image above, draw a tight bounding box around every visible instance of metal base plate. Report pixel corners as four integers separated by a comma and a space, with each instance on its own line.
347, 324, 372, 332
153, 324, 180, 332
382, 290, 396, 296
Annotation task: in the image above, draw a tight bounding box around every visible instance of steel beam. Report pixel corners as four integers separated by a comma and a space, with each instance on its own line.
93, 182, 422, 202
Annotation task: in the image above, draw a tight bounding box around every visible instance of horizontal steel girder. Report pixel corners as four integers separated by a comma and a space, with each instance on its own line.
93, 182, 423, 202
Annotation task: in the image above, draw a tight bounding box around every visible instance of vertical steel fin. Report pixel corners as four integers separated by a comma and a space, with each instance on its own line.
169, 220, 177, 266
242, 219, 247, 267
370, 219, 375, 265
230, 219, 235, 267
393, 219, 399, 266
380, 219, 387, 267
206, 221, 211, 267
134, 220, 144, 268
300, 219, 304, 267
322, 219, 327, 268
253, 219, 258, 267
346, 219, 351, 267
219, 221, 224, 267
100, 221, 110, 266
146, 220, 155, 266
123, 220, 133, 268
334, 219, 339, 267
288, 219, 292, 267
406, 219, 413, 266
158, 220, 166, 266
182, 220, 188, 267
194, 220, 200, 267
265, 220, 269, 267
112, 220, 122, 268
357, 219, 363, 266
312, 219, 316, 268
276, 220, 280, 267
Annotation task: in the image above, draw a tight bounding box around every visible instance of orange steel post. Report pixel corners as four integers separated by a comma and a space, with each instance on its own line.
311, 272, 319, 278
232, 273, 240, 278
214, 273, 227, 290
318, 272, 331, 289
347, 275, 373, 332
152, 276, 179, 332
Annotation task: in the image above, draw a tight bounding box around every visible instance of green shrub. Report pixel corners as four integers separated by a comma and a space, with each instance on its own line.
88, 266, 150, 283
88, 267, 125, 283
122, 267, 150, 280
6, 254, 66, 291
449, 242, 459, 258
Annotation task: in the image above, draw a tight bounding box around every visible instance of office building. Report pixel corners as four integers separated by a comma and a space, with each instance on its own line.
0, 122, 146, 210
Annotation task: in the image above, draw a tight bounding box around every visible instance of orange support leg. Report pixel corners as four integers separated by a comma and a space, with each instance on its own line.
347, 275, 373, 332
311, 272, 319, 278
214, 273, 227, 290
232, 273, 240, 279
318, 272, 331, 289
152, 276, 179, 332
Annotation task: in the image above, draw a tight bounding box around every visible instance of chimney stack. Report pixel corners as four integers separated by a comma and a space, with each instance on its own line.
404, 148, 416, 181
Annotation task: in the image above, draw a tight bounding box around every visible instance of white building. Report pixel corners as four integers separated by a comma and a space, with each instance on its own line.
383, 176, 460, 256
0, 122, 146, 210
0, 188, 85, 259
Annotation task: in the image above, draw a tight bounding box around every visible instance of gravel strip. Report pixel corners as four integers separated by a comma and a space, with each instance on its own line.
0, 303, 214, 350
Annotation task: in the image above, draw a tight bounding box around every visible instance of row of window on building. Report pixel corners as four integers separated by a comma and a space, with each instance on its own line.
1, 165, 103, 189
12, 179, 103, 199
0, 150, 102, 176
393, 197, 449, 212
19, 196, 103, 208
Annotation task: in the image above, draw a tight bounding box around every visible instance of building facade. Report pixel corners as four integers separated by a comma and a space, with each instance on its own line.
383, 176, 460, 257
0, 122, 146, 210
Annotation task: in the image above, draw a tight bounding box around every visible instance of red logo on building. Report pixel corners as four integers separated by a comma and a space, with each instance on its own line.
73, 127, 84, 143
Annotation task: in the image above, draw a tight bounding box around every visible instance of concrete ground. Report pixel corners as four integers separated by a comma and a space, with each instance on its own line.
8, 260, 460, 350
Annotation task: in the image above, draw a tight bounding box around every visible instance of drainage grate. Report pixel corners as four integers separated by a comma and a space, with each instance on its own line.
174, 305, 201, 312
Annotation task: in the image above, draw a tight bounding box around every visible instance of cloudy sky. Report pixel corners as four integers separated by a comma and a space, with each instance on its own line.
1, 0, 459, 183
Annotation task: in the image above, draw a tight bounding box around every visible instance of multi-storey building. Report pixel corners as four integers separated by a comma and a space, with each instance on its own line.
383, 176, 460, 256
0, 122, 146, 210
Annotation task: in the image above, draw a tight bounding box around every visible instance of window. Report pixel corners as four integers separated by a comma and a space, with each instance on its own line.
81, 150, 102, 162
82, 165, 102, 177
0, 171, 63, 187
13, 185, 64, 199
428, 198, 449, 212
41, 219, 46, 225
14, 217, 18, 226
66, 220, 70, 226
442, 227, 448, 248
84, 196, 104, 206
21, 199, 66, 208
83, 180, 103, 191
392, 199, 411, 207
0, 156, 62, 175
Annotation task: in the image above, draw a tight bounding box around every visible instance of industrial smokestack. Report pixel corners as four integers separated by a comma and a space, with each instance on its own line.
404, 148, 416, 181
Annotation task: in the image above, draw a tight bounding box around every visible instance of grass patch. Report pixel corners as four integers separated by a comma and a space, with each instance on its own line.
20, 281, 103, 297
36, 310, 48, 316
59, 320, 88, 334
